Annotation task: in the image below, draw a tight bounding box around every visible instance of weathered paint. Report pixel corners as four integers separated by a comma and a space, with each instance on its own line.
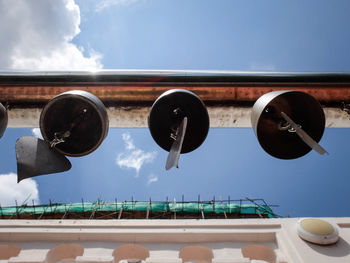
6, 107, 350, 128
2, 71, 350, 128
1, 85, 350, 104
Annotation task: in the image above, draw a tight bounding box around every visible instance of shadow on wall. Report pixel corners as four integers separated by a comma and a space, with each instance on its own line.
241, 244, 276, 263
179, 245, 214, 263
113, 244, 150, 263
46, 243, 84, 263
305, 237, 350, 257
0, 244, 21, 260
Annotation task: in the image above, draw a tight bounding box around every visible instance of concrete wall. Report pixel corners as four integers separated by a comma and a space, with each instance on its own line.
0, 218, 349, 263
6, 107, 350, 128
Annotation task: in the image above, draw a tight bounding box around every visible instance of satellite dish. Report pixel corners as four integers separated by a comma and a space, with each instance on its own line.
251, 90, 327, 159
0, 102, 8, 139
16, 90, 109, 182
148, 89, 209, 170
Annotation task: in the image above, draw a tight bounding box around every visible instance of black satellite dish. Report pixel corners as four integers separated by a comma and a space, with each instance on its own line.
16, 90, 109, 182
0, 102, 8, 139
148, 89, 209, 170
251, 90, 327, 159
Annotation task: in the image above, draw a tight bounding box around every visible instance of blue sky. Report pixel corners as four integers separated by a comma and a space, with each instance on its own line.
0, 0, 350, 217
74, 0, 350, 71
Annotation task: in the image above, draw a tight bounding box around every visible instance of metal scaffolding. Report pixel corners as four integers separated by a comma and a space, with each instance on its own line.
0, 197, 278, 220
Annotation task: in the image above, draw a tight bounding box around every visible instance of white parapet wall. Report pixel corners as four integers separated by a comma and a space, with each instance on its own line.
0, 218, 349, 263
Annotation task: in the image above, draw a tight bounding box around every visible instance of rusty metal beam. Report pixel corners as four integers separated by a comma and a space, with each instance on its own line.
1, 71, 350, 105
1, 71, 350, 128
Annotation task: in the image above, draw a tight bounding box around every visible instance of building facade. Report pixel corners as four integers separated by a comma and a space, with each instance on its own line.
0, 217, 349, 263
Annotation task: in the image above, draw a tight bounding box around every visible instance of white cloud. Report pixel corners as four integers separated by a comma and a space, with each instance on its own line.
96, 0, 141, 12
0, 0, 102, 70
122, 133, 135, 150
147, 174, 158, 185
0, 173, 40, 207
116, 132, 157, 176
31, 128, 43, 139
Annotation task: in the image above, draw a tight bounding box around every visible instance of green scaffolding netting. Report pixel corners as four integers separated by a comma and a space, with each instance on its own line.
0, 201, 275, 218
